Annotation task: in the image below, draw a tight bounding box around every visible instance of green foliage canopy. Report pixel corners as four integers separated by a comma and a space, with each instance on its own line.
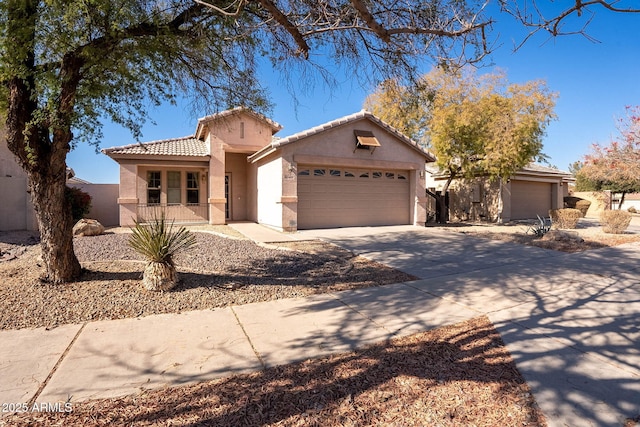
365, 67, 558, 182
0, 0, 270, 151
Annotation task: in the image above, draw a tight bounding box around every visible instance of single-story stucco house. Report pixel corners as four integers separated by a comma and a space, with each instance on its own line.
426, 163, 573, 222
102, 108, 435, 231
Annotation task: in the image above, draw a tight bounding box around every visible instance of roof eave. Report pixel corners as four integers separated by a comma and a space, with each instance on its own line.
103, 153, 210, 162
248, 145, 277, 163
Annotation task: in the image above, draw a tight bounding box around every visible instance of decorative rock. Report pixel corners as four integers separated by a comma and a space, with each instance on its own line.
73, 219, 105, 237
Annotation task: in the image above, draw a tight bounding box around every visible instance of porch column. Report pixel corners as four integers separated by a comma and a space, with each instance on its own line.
412, 168, 427, 226
551, 182, 562, 210
208, 136, 226, 224
117, 163, 138, 226
280, 157, 298, 232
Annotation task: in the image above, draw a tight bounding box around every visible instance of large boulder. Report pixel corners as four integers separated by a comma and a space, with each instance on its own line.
73, 219, 105, 237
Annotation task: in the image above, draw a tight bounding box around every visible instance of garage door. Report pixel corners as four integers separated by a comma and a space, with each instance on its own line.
510, 180, 552, 220
297, 166, 410, 229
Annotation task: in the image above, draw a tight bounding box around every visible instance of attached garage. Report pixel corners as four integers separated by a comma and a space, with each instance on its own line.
510, 180, 552, 220
248, 110, 435, 231
297, 166, 410, 229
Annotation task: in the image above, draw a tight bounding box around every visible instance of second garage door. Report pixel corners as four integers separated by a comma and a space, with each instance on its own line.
510, 180, 552, 220
297, 166, 410, 229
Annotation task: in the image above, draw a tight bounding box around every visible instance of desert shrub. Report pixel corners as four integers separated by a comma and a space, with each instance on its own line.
575, 200, 591, 217
628, 206, 638, 214
549, 208, 581, 229
600, 210, 632, 234
65, 186, 92, 221
564, 197, 591, 217
128, 213, 197, 291
563, 196, 580, 208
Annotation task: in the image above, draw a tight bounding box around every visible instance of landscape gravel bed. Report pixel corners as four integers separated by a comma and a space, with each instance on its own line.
5, 316, 546, 427
0, 231, 415, 330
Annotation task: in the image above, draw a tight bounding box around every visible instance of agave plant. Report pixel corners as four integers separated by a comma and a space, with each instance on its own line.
128, 214, 197, 291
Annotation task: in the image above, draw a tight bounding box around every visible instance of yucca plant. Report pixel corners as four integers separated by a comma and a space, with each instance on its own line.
128, 213, 197, 291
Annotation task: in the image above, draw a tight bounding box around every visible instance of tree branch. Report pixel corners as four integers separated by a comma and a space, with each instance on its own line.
349, 0, 390, 42
502, 0, 640, 49
255, 0, 310, 59
194, 0, 246, 16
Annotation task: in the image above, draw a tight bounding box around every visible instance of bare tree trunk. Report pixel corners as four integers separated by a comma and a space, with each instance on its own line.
30, 170, 82, 283
437, 173, 456, 223
618, 192, 626, 210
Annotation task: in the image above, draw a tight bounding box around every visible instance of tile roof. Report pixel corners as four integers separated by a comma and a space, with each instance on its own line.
102, 136, 208, 157
519, 163, 571, 176
250, 110, 435, 162
427, 162, 572, 178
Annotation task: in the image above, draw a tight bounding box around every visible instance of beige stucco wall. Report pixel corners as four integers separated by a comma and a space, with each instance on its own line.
0, 176, 29, 230
247, 161, 258, 222
570, 191, 611, 218
70, 183, 119, 226
0, 128, 38, 231
205, 111, 274, 153
0, 132, 27, 179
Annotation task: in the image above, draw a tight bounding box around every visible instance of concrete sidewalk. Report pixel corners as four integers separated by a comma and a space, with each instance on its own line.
0, 280, 480, 407
1, 224, 639, 427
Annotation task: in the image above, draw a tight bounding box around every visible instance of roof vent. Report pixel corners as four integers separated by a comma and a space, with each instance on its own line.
354, 130, 380, 154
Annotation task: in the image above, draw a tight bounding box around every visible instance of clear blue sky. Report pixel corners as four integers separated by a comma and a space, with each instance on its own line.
67, 6, 640, 183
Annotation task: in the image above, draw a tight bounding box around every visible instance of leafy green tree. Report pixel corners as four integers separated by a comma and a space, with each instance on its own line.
363, 79, 434, 147
578, 106, 640, 209
0, 0, 492, 283
365, 67, 557, 223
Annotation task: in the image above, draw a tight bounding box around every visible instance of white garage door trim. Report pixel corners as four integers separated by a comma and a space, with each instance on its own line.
297, 166, 410, 229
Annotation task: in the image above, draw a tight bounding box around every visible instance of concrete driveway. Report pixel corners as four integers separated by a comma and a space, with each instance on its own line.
300, 225, 640, 427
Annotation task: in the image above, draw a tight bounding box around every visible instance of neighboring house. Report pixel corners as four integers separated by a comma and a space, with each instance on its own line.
426, 163, 573, 222
102, 108, 435, 231
612, 192, 640, 211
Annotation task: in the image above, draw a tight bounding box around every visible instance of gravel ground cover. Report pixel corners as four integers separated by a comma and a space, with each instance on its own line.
0, 230, 414, 330
4, 316, 547, 427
